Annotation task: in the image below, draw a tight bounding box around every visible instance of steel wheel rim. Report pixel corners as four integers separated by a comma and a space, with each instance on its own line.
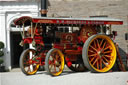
87, 35, 116, 72
23, 50, 39, 75
48, 49, 64, 76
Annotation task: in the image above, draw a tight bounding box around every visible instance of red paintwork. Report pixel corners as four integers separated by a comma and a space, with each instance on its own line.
32, 19, 123, 25
34, 36, 43, 44
65, 57, 72, 67
14, 16, 124, 69
23, 38, 33, 44
14, 16, 123, 26
65, 50, 82, 55
23, 36, 44, 45
14, 16, 32, 25
67, 62, 72, 67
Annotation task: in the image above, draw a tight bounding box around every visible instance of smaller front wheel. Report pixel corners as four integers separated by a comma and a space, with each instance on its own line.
45, 48, 65, 76
19, 49, 39, 75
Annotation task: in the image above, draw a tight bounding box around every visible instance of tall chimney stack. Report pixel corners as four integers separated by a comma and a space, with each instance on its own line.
40, 0, 47, 17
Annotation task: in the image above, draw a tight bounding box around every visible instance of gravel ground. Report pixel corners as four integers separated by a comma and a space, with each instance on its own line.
0, 68, 128, 85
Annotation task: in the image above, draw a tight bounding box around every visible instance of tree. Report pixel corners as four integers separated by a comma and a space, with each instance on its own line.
0, 41, 4, 64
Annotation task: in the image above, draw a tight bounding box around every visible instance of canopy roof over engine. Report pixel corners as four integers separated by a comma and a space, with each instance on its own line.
14, 16, 123, 26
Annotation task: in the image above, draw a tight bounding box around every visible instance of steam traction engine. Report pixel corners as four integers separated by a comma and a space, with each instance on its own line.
14, 16, 123, 76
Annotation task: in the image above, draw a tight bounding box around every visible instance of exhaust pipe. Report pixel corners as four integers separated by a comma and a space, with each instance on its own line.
40, 0, 47, 17
40, 0, 48, 33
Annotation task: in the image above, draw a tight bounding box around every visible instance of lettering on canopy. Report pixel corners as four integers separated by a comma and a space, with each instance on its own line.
106, 21, 122, 25
37, 20, 53, 23
33, 19, 105, 25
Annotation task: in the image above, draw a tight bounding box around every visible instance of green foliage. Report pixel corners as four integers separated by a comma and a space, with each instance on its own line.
0, 41, 4, 49
0, 58, 3, 64
0, 41, 4, 64
0, 51, 4, 57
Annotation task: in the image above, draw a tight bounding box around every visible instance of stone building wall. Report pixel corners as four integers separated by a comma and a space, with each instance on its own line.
0, 1, 39, 70
47, 0, 128, 56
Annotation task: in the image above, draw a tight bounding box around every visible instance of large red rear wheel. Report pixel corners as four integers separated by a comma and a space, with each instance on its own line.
82, 34, 116, 72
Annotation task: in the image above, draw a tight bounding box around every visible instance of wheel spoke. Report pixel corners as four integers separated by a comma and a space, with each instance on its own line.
93, 40, 96, 48
30, 65, 33, 72
88, 50, 96, 53
55, 53, 60, 61
90, 45, 98, 52
58, 66, 62, 72
99, 59, 102, 69
51, 52, 57, 58
24, 61, 29, 65
102, 41, 106, 49
54, 64, 57, 73
103, 46, 111, 51
90, 57, 95, 63
49, 60, 53, 64
96, 39, 100, 49
104, 50, 112, 54
96, 61, 99, 69
102, 56, 109, 63
49, 57, 57, 73
49, 64, 54, 70
88, 53, 98, 57
27, 66, 31, 73
29, 52, 33, 59
92, 58, 99, 66
102, 60, 108, 67
104, 55, 113, 58
100, 39, 104, 47
51, 55, 56, 61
